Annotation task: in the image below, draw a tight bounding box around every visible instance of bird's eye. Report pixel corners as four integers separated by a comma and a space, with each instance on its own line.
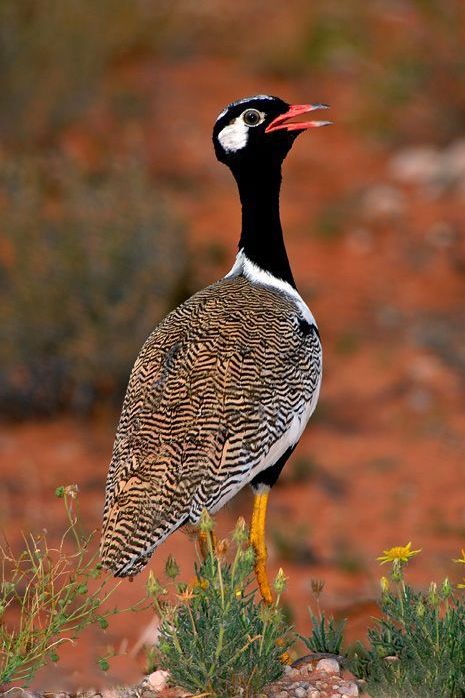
242, 109, 262, 127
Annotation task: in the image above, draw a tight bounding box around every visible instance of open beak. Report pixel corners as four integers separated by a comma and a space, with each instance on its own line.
265, 103, 332, 134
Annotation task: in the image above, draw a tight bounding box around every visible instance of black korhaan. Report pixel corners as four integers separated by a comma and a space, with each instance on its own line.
101, 95, 330, 603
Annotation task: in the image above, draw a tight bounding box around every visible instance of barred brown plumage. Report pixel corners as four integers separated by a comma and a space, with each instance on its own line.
101, 95, 330, 598
101, 275, 321, 576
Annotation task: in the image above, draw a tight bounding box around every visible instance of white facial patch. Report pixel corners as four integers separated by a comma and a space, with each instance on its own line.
217, 117, 249, 153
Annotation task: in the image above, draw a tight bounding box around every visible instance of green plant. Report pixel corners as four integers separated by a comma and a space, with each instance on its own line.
349, 544, 465, 697
147, 514, 291, 697
299, 579, 346, 655
0, 154, 187, 416
300, 610, 346, 656
0, 485, 147, 687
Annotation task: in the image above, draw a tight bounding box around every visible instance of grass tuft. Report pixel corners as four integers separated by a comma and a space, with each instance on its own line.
0, 485, 147, 687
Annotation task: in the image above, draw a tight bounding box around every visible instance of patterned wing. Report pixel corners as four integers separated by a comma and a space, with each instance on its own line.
101, 277, 321, 576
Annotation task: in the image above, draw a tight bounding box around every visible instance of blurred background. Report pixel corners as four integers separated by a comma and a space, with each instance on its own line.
1, 0, 464, 689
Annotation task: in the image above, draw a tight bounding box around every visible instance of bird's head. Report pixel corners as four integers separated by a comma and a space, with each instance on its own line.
212, 95, 331, 170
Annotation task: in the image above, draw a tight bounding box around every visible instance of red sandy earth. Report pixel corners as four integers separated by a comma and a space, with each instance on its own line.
1, 55, 465, 690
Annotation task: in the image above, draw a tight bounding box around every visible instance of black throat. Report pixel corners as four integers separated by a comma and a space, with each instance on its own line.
232, 159, 296, 288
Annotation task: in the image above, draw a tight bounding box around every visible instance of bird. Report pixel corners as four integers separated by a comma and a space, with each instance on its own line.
100, 95, 330, 603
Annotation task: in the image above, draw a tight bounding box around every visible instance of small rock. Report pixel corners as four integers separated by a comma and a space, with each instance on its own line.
277, 691, 289, 698
316, 658, 340, 675
338, 682, 359, 696
307, 691, 320, 698
295, 688, 307, 698
146, 669, 169, 691
287, 668, 300, 678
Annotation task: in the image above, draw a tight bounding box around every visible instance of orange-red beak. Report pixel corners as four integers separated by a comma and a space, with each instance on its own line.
265, 103, 331, 134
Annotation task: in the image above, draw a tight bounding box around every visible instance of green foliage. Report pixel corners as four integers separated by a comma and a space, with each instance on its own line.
349, 583, 465, 697
0, 485, 147, 686
300, 609, 346, 656
299, 580, 346, 656
347, 547, 465, 697
0, 155, 186, 416
148, 515, 291, 697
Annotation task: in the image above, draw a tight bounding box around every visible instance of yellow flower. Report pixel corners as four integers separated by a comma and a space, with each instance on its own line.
457, 580, 465, 590
377, 542, 421, 566
453, 549, 465, 565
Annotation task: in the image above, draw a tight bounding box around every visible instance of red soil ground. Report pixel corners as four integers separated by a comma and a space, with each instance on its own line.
1, 51, 465, 690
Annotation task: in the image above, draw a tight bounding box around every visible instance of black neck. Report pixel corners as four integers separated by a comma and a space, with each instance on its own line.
232, 160, 296, 288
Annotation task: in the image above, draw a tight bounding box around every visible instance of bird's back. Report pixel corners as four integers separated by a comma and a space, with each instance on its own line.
101, 275, 321, 576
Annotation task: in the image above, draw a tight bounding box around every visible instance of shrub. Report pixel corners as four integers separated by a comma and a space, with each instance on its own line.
0, 155, 187, 416
349, 544, 465, 697
0, 0, 165, 146
0, 485, 146, 687
147, 513, 291, 697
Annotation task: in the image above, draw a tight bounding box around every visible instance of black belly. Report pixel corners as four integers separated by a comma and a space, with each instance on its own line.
250, 445, 295, 491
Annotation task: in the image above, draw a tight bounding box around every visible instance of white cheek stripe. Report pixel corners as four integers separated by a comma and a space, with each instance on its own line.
217, 118, 249, 153
225, 249, 318, 327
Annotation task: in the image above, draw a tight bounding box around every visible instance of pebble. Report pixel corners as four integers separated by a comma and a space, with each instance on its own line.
146, 670, 169, 691
315, 658, 340, 675
295, 688, 307, 698
338, 683, 359, 697
277, 691, 289, 698
307, 691, 320, 698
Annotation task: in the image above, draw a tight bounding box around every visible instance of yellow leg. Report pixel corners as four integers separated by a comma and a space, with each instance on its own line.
250, 488, 273, 604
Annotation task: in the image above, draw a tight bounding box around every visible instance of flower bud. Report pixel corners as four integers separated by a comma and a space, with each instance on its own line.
199, 509, 214, 533
146, 571, 167, 598
428, 581, 439, 606
380, 576, 390, 594
165, 554, 180, 579
232, 517, 248, 545
273, 567, 288, 595
441, 577, 452, 599
415, 599, 425, 618
311, 578, 325, 599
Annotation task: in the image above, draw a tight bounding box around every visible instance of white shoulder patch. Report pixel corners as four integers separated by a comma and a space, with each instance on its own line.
225, 249, 318, 326
217, 118, 248, 153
